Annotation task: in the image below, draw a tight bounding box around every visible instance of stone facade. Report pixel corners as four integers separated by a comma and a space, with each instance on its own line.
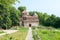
20, 10, 39, 27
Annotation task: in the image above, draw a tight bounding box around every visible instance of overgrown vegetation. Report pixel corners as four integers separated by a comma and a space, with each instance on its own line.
38, 30, 60, 40
32, 29, 40, 40
32, 25, 60, 40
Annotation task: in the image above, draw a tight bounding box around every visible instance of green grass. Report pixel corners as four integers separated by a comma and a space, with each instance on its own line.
0, 27, 28, 40
32, 25, 60, 40
32, 30, 39, 40
0, 31, 4, 34
37, 25, 55, 30
37, 30, 60, 40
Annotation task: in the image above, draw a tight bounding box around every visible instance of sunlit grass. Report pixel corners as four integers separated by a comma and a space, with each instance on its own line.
38, 30, 60, 40
0, 31, 4, 34
0, 27, 28, 40
32, 25, 60, 40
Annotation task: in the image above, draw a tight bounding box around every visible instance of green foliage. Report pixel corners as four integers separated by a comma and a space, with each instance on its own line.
18, 6, 26, 17
18, 6, 26, 12
32, 30, 38, 40
10, 7, 20, 26
0, 0, 19, 5
29, 11, 35, 16
0, 0, 20, 29
38, 30, 60, 40
44, 14, 56, 26
36, 12, 60, 28
2, 16, 12, 29
36, 12, 50, 24
54, 17, 60, 28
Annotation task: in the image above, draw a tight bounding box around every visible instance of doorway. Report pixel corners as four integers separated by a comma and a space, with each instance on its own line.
29, 24, 31, 27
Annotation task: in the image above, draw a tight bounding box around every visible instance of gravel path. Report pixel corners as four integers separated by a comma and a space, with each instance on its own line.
25, 27, 34, 40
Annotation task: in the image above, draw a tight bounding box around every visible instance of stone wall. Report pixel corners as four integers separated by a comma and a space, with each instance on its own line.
24, 22, 39, 27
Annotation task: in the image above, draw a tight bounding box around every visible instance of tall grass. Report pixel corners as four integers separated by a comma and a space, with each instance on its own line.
38, 30, 60, 40
32, 25, 60, 40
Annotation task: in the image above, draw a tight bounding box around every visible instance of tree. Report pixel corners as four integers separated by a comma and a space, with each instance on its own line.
36, 12, 43, 24
10, 7, 20, 26
18, 6, 26, 12
0, 0, 19, 5
29, 11, 35, 16
54, 17, 60, 28
0, 0, 20, 29
36, 12, 50, 25
18, 6, 26, 17
43, 14, 58, 28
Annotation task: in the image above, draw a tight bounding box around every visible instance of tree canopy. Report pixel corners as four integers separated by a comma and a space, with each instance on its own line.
0, 0, 20, 29
18, 6, 26, 12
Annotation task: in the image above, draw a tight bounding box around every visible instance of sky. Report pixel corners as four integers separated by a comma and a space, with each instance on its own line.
14, 0, 60, 17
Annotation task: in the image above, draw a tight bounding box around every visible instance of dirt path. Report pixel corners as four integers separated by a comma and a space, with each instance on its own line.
0, 30, 18, 36
3, 30, 18, 34
25, 27, 34, 40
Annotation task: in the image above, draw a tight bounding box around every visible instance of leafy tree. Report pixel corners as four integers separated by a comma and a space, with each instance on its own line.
0, 0, 20, 29
18, 6, 26, 17
54, 17, 60, 28
29, 11, 35, 16
0, 0, 19, 5
43, 14, 57, 27
10, 7, 20, 26
36, 12, 50, 24
18, 6, 26, 12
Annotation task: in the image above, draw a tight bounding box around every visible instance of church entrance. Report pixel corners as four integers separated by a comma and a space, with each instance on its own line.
29, 24, 31, 27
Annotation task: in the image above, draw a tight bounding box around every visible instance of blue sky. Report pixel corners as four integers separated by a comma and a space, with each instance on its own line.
14, 0, 60, 17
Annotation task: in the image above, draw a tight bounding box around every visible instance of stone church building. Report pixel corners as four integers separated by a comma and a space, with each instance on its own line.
20, 10, 39, 27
